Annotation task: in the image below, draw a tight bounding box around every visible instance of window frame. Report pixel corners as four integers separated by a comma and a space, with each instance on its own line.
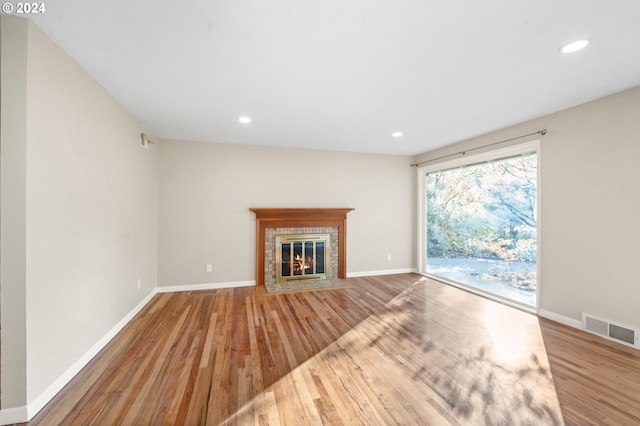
416, 140, 541, 312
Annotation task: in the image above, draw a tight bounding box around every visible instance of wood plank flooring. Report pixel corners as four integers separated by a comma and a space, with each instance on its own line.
18, 274, 640, 425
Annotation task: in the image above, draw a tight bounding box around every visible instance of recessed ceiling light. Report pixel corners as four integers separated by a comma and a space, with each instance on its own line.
392, 132, 403, 138
559, 39, 590, 54
238, 116, 251, 124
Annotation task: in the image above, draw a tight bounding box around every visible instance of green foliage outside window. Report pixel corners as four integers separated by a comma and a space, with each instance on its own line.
426, 154, 537, 291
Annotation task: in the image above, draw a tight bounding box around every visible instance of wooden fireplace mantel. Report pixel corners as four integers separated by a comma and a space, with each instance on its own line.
250, 208, 354, 286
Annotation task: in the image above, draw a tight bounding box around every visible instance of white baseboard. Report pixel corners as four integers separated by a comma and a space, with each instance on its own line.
2, 280, 256, 424
157, 280, 255, 293
0, 406, 28, 425
0, 289, 159, 425
347, 268, 417, 278
538, 309, 583, 329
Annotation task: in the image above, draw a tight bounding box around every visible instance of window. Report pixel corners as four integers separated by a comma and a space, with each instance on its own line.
419, 142, 539, 309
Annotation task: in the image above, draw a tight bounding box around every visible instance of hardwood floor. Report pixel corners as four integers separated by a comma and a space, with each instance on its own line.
540, 318, 640, 425
19, 274, 640, 425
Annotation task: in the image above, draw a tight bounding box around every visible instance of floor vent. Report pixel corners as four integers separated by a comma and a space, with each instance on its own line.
582, 313, 640, 349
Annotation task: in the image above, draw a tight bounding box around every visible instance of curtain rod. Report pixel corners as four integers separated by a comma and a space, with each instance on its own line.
410, 129, 547, 168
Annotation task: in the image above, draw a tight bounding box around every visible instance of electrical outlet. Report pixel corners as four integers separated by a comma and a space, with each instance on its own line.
206, 264, 213, 273
137, 279, 141, 290
387, 254, 392, 261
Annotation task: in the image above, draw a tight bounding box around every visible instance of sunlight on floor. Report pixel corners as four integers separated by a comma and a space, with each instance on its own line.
222, 278, 564, 425
481, 303, 538, 367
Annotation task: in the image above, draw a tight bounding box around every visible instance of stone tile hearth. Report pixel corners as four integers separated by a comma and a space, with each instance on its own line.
264, 276, 348, 294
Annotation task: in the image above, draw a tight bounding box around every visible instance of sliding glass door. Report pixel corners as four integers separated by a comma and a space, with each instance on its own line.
421, 143, 539, 309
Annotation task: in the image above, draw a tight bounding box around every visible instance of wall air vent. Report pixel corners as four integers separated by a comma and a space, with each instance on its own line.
582, 313, 640, 349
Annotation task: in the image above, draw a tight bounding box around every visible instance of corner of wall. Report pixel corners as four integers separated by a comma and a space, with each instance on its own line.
1, 13, 29, 411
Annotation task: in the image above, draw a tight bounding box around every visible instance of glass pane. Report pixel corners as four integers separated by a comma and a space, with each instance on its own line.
316, 242, 325, 274
426, 153, 537, 307
281, 243, 291, 277
304, 241, 314, 274
293, 242, 303, 275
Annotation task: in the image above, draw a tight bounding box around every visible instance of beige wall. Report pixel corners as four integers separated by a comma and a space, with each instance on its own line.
1, 15, 29, 409
158, 140, 415, 287
1, 16, 159, 408
414, 85, 640, 329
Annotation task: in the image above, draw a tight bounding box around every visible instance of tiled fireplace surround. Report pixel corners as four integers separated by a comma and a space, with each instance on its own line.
249, 208, 354, 286
265, 227, 339, 286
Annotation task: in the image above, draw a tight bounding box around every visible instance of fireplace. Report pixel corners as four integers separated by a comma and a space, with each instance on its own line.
249, 208, 354, 286
276, 233, 330, 283
266, 227, 337, 286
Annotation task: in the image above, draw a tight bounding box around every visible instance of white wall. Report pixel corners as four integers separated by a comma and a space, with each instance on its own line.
414, 85, 640, 330
1, 16, 159, 409
158, 140, 415, 287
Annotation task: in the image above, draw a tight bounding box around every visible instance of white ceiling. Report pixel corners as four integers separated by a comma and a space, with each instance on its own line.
29, 0, 640, 155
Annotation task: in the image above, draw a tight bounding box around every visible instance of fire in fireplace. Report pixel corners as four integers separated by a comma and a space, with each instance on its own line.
275, 234, 330, 283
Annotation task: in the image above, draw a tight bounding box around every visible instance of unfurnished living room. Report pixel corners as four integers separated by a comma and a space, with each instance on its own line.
1, 1, 640, 425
